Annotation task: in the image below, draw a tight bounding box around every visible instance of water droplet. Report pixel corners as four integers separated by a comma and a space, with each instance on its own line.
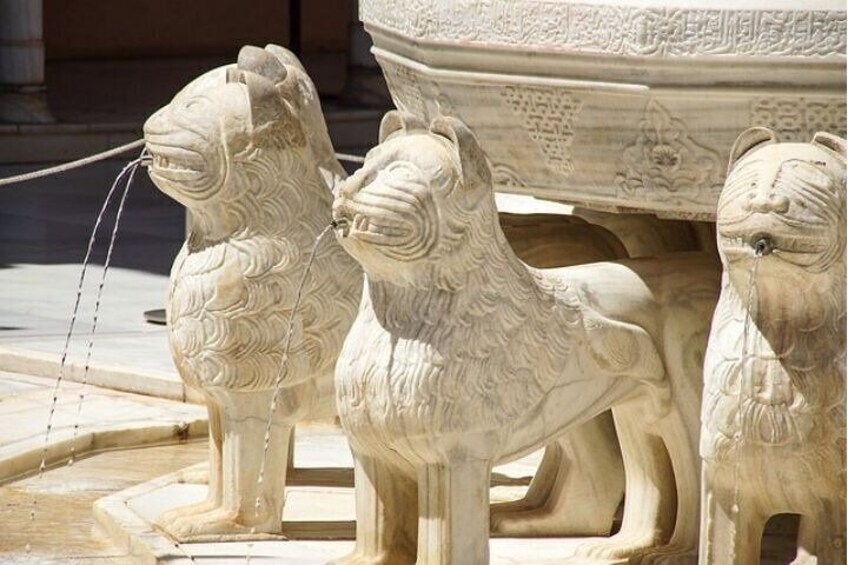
25, 543, 31, 553
67, 457, 75, 467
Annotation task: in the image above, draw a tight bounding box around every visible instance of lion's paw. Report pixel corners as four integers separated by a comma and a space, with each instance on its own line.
327, 551, 415, 565
629, 543, 698, 565
491, 503, 613, 537
155, 507, 281, 542
577, 530, 661, 560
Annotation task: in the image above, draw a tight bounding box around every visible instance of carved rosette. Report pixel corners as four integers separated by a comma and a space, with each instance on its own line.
501, 85, 582, 177
616, 100, 722, 201
751, 98, 848, 141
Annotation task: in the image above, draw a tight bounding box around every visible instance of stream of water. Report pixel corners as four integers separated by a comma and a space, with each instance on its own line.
247, 222, 338, 563
731, 249, 762, 523
26, 153, 145, 553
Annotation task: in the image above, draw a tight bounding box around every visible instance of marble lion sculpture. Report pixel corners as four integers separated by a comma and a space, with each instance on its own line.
143, 44, 363, 540
143, 48, 627, 541
700, 128, 846, 564
331, 111, 721, 564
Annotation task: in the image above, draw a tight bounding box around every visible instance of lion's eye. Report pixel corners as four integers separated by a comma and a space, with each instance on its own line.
381, 162, 418, 181
183, 99, 203, 111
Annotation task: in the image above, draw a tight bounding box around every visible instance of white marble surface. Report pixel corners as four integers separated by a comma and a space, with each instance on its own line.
96, 427, 601, 565
0, 370, 206, 482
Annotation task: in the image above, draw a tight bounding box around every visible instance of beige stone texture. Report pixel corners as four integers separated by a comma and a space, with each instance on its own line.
331, 112, 720, 564
700, 128, 847, 563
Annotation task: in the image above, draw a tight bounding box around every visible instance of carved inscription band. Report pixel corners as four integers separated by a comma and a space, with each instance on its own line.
361, 0, 846, 58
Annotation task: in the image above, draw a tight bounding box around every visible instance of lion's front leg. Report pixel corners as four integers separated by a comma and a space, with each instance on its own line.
491, 413, 623, 537
155, 392, 224, 539
330, 451, 417, 565
417, 458, 492, 565
699, 462, 766, 565
793, 495, 846, 565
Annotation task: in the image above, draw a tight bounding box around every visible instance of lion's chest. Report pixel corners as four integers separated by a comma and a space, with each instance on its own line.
335, 309, 449, 447
166, 240, 303, 390
701, 295, 845, 477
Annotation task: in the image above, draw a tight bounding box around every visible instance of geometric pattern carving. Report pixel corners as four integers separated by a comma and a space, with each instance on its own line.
501, 85, 582, 176
362, 1, 846, 58
751, 98, 848, 141
379, 59, 427, 118
616, 100, 722, 200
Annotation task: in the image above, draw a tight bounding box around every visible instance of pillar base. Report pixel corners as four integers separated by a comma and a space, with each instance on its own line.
0, 87, 53, 124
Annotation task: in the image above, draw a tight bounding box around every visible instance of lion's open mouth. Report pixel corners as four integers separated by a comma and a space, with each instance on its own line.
145, 141, 206, 182
719, 230, 828, 259
336, 211, 412, 243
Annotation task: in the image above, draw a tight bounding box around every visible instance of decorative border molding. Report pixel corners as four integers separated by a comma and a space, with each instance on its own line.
751, 97, 847, 141
361, 0, 846, 58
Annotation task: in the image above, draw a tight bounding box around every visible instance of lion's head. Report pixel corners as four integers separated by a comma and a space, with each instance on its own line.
718, 128, 846, 270
143, 44, 322, 214
332, 112, 497, 286
717, 128, 846, 327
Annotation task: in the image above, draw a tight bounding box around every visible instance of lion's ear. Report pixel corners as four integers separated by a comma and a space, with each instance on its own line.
239, 71, 286, 128
379, 110, 425, 143
728, 127, 778, 174
237, 45, 288, 85
429, 116, 491, 190
264, 43, 306, 74
812, 132, 847, 162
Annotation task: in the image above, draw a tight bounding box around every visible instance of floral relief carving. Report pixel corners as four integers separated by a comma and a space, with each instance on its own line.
751, 98, 847, 141
501, 85, 582, 176
616, 100, 722, 200
361, 0, 846, 58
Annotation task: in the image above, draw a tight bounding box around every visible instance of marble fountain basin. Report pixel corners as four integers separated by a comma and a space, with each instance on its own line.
361, 0, 846, 220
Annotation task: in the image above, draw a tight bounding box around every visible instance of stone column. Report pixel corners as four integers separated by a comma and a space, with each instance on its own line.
0, 0, 52, 123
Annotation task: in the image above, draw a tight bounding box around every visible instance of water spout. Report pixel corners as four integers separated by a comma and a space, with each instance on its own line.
752, 236, 774, 257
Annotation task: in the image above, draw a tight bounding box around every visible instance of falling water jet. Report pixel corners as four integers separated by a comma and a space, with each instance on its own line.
731, 248, 762, 519
753, 236, 774, 257
245, 221, 338, 563
69, 152, 147, 465
26, 153, 145, 553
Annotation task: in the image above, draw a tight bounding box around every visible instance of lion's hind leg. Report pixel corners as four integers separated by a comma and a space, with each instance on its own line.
577, 395, 677, 560
491, 413, 624, 537
630, 406, 701, 564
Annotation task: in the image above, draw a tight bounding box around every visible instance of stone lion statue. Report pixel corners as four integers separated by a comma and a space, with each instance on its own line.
143, 44, 363, 540
143, 50, 629, 542
331, 111, 720, 563
701, 128, 846, 563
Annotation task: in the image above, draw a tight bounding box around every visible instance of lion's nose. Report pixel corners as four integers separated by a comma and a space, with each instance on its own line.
744, 191, 790, 214
143, 107, 170, 138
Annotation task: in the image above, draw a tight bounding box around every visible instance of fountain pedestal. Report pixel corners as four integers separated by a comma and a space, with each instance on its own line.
361, 0, 846, 220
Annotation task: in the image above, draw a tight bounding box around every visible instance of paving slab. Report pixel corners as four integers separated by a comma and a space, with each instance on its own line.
0, 370, 207, 484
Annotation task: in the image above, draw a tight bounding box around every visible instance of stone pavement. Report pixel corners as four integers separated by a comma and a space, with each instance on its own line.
0, 370, 207, 484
